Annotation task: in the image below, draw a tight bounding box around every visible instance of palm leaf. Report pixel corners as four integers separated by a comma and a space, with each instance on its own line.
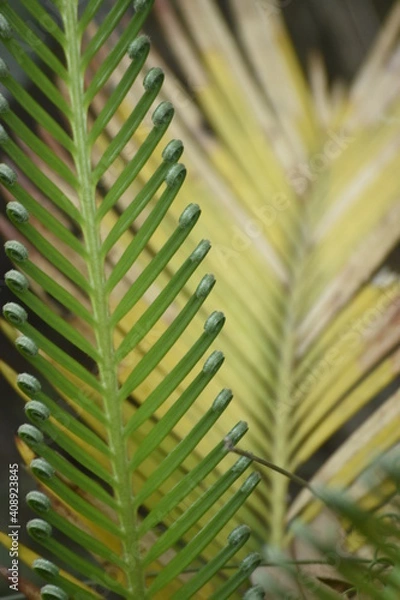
0, 1, 262, 598
2, 0, 400, 598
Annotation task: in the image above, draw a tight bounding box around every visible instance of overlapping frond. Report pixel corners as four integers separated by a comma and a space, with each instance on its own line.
101, 0, 398, 554
126, 0, 400, 592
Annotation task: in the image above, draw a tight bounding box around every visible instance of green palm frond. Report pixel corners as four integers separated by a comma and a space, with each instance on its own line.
0, 1, 263, 598
1, 0, 400, 599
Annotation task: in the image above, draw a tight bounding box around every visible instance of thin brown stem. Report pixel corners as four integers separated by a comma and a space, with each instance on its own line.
224, 438, 322, 499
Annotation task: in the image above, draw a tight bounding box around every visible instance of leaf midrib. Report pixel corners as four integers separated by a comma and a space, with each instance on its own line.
61, 1, 144, 596
269, 220, 307, 547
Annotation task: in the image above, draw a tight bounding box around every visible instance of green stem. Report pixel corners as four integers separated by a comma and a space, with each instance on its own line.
269, 219, 308, 546
61, 2, 144, 597
225, 439, 316, 497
